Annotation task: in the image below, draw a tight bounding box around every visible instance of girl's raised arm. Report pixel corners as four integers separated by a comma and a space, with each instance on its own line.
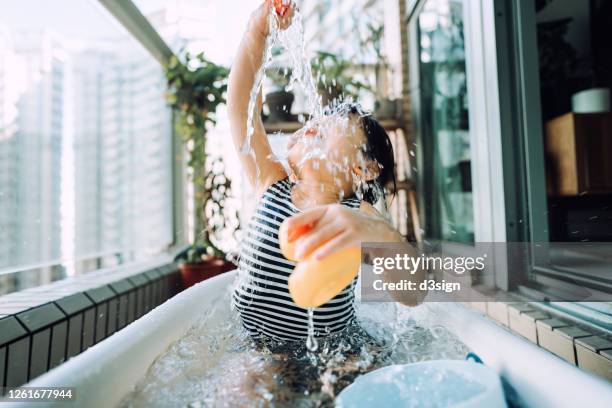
227, 1, 292, 194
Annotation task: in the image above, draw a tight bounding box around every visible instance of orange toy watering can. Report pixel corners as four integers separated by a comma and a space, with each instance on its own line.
279, 220, 361, 308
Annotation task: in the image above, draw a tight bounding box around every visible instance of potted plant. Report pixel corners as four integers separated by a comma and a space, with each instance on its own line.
266, 66, 295, 122
165, 51, 237, 287
175, 156, 240, 287
311, 51, 369, 106
173, 244, 229, 288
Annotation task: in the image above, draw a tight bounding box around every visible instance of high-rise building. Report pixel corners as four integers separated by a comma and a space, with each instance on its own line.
72, 50, 111, 265
0, 27, 22, 275
0, 29, 67, 289
72, 45, 173, 273
97, 48, 173, 257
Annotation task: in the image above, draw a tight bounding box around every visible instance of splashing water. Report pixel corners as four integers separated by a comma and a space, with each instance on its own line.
241, 2, 391, 213
276, 8, 323, 119
243, 3, 322, 157
244, 10, 274, 156
119, 288, 470, 408
306, 308, 318, 352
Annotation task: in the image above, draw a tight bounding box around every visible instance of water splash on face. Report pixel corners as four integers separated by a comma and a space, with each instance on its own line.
241, 3, 390, 208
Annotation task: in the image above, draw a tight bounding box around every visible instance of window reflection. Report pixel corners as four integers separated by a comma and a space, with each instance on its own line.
417, 0, 473, 243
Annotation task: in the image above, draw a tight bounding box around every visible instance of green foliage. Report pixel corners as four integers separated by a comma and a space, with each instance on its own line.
267, 46, 292, 90
165, 51, 229, 118
361, 21, 385, 63
311, 51, 370, 101
165, 51, 234, 262
360, 20, 391, 98
165, 51, 229, 171
203, 156, 240, 250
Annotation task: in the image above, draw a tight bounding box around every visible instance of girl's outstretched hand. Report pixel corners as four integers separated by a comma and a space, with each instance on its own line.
250, 0, 295, 39
274, 0, 291, 16
284, 204, 403, 261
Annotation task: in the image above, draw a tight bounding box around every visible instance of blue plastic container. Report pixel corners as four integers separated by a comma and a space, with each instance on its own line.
335, 360, 507, 408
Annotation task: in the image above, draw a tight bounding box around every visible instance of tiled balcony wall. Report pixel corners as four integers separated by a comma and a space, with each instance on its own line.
467, 301, 612, 382
0, 259, 183, 392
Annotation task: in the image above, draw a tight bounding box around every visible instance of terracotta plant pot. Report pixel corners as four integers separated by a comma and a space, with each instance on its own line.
179, 258, 235, 289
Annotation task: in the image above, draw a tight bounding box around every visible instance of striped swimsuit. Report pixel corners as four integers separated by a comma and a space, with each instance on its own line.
232, 178, 360, 341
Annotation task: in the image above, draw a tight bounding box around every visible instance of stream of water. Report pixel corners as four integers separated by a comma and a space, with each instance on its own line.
244, 2, 322, 153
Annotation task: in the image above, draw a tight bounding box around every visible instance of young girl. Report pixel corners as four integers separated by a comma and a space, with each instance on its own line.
228, 0, 404, 342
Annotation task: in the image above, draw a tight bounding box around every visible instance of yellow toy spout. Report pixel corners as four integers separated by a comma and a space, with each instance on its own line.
279, 220, 361, 308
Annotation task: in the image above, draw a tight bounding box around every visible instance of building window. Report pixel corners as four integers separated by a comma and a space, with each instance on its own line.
414, 0, 474, 243
0, 1, 173, 294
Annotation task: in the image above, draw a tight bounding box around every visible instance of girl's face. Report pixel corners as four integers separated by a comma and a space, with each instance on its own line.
286, 114, 369, 191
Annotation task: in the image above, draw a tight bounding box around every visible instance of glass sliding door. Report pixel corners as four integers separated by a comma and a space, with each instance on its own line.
496, 0, 612, 327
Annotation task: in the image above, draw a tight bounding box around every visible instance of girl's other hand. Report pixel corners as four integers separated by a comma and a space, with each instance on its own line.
285, 204, 403, 261
249, 0, 294, 39
276, 2, 295, 30
285, 204, 425, 307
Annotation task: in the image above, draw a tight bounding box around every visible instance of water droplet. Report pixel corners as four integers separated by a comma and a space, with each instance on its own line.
306, 335, 318, 352
306, 308, 318, 352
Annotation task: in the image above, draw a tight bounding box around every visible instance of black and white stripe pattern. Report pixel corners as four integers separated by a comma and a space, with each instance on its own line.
232, 178, 361, 341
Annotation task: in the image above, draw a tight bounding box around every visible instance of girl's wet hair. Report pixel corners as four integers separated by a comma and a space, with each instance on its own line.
328, 103, 397, 205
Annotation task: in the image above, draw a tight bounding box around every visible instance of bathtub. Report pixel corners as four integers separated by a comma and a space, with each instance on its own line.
6, 270, 612, 408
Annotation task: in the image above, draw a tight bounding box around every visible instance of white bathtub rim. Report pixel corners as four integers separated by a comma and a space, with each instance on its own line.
434, 302, 612, 408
